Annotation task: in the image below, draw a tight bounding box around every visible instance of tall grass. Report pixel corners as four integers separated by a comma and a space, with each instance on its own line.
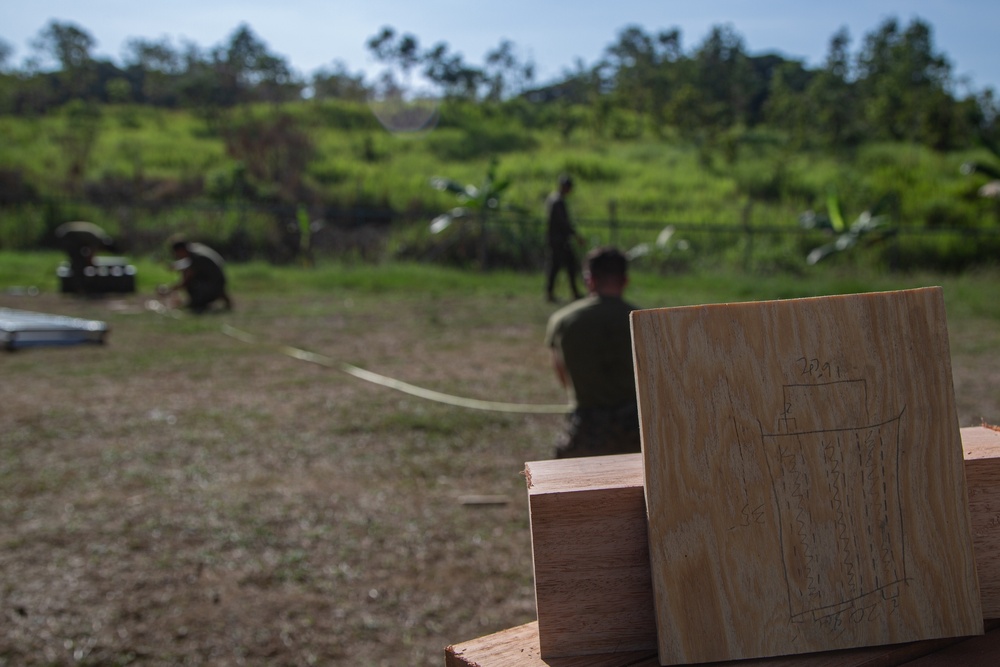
1, 101, 989, 224
3, 100, 1000, 271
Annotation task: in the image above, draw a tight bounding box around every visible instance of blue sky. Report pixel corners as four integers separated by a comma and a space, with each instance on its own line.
2, 1, 998, 94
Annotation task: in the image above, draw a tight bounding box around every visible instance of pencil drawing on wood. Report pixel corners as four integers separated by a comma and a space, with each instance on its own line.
630, 288, 983, 665
757, 377, 906, 626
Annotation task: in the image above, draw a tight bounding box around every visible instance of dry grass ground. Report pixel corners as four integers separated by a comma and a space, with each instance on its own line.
1, 274, 998, 666
1, 288, 562, 666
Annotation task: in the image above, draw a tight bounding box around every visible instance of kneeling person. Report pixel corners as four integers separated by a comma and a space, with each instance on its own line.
164, 239, 232, 313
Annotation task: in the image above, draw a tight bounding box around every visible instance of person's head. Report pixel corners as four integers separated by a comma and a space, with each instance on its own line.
583, 246, 628, 296
557, 173, 573, 195
170, 238, 190, 260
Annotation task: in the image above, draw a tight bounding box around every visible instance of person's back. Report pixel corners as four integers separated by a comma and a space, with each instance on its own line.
545, 246, 640, 458
187, 243, 227, 288
165, 239, 232, 313
545, 190, 574, 247
547, 294, 637, 410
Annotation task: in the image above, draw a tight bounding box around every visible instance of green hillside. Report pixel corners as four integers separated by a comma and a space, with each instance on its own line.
2, 99, 998, 271
2, 16, 999, 271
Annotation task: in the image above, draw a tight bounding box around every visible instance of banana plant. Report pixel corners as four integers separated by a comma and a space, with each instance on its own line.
427, 158, 531, 268
428, 157, 513, 234
800, 192, 895, 265
625, 225, 690, 261
961, 159, 1000, 199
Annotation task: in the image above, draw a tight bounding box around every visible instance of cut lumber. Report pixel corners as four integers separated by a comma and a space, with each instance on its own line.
527, 454, 655, 658
901, 621, 1000, 666
631, 288, 982, 664
445, 621, 658, 667
526, 426, 1000, 660
445, 620, 999, 667
964, 425, 1000, 621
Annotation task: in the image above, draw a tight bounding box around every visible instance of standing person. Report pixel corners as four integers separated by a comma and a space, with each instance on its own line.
55, 221, 117, 295
544, 173, 583, 302
161, 239, 233, 314
545, 246, 641, 458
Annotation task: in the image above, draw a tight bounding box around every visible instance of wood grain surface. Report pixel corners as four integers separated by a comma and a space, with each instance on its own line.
524, 427, 1000, 661
630, 288, 982, 664
445, 621, 1000, 667
964, 426, 1000, 622
527, 454, 655, 658
445, 620, 659, 667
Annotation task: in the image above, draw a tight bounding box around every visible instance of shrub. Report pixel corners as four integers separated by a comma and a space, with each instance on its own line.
426, 126, 537, 161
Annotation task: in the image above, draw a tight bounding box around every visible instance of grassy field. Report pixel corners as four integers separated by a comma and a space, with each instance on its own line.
1, 256, 999, 665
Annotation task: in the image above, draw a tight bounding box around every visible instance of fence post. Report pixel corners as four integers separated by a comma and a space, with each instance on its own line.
478, 211, 489, 270
116, 204, 134, 256
742, 200, 753, 272
608, 199, 618, 247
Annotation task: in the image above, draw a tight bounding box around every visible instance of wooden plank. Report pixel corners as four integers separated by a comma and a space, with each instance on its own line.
630, 288, 983, 664
900, 622, 1000, 666
526, 427, 1000, 660
526, 454, 655, 658
444, 620, 995, 667
964, 425, 1000, 619
444, 621, 658, 667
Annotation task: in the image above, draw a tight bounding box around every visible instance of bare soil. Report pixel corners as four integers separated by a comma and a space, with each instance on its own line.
1, 287, 997, 666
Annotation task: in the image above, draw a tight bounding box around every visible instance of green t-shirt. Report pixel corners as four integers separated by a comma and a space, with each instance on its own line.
545, 294, 639, 409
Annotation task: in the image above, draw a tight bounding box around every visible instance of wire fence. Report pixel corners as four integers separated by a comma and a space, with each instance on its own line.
4, 198, 1000, 272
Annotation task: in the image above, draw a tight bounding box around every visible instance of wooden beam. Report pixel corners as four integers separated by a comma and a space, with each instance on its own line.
964, 425, 1000, 620
445, 621, 658, 667
631, 289, 982, 664
527, 454, 654, 658
445, 620, 999, 667
526, 426, 1000, 660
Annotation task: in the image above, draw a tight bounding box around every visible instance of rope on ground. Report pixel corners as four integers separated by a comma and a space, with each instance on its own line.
221, 324, 572, 415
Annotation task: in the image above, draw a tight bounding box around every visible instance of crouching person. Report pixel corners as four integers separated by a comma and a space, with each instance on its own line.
161, 238, 233, 314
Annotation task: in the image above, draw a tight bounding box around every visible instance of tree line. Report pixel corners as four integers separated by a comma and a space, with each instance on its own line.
0, 17, 997, 152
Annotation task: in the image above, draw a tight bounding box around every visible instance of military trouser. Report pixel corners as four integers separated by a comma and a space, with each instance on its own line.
545, 243, 581, 300
555, 403, 641, 459
186, 280, 227, 314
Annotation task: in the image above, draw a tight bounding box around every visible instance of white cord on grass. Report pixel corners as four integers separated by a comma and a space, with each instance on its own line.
221, 324, 571, 415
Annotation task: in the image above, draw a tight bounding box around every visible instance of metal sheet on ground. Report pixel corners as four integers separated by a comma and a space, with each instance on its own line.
0, 308, 108, 350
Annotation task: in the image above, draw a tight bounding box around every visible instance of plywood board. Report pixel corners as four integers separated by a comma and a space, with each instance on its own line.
630, 288, 982, 665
